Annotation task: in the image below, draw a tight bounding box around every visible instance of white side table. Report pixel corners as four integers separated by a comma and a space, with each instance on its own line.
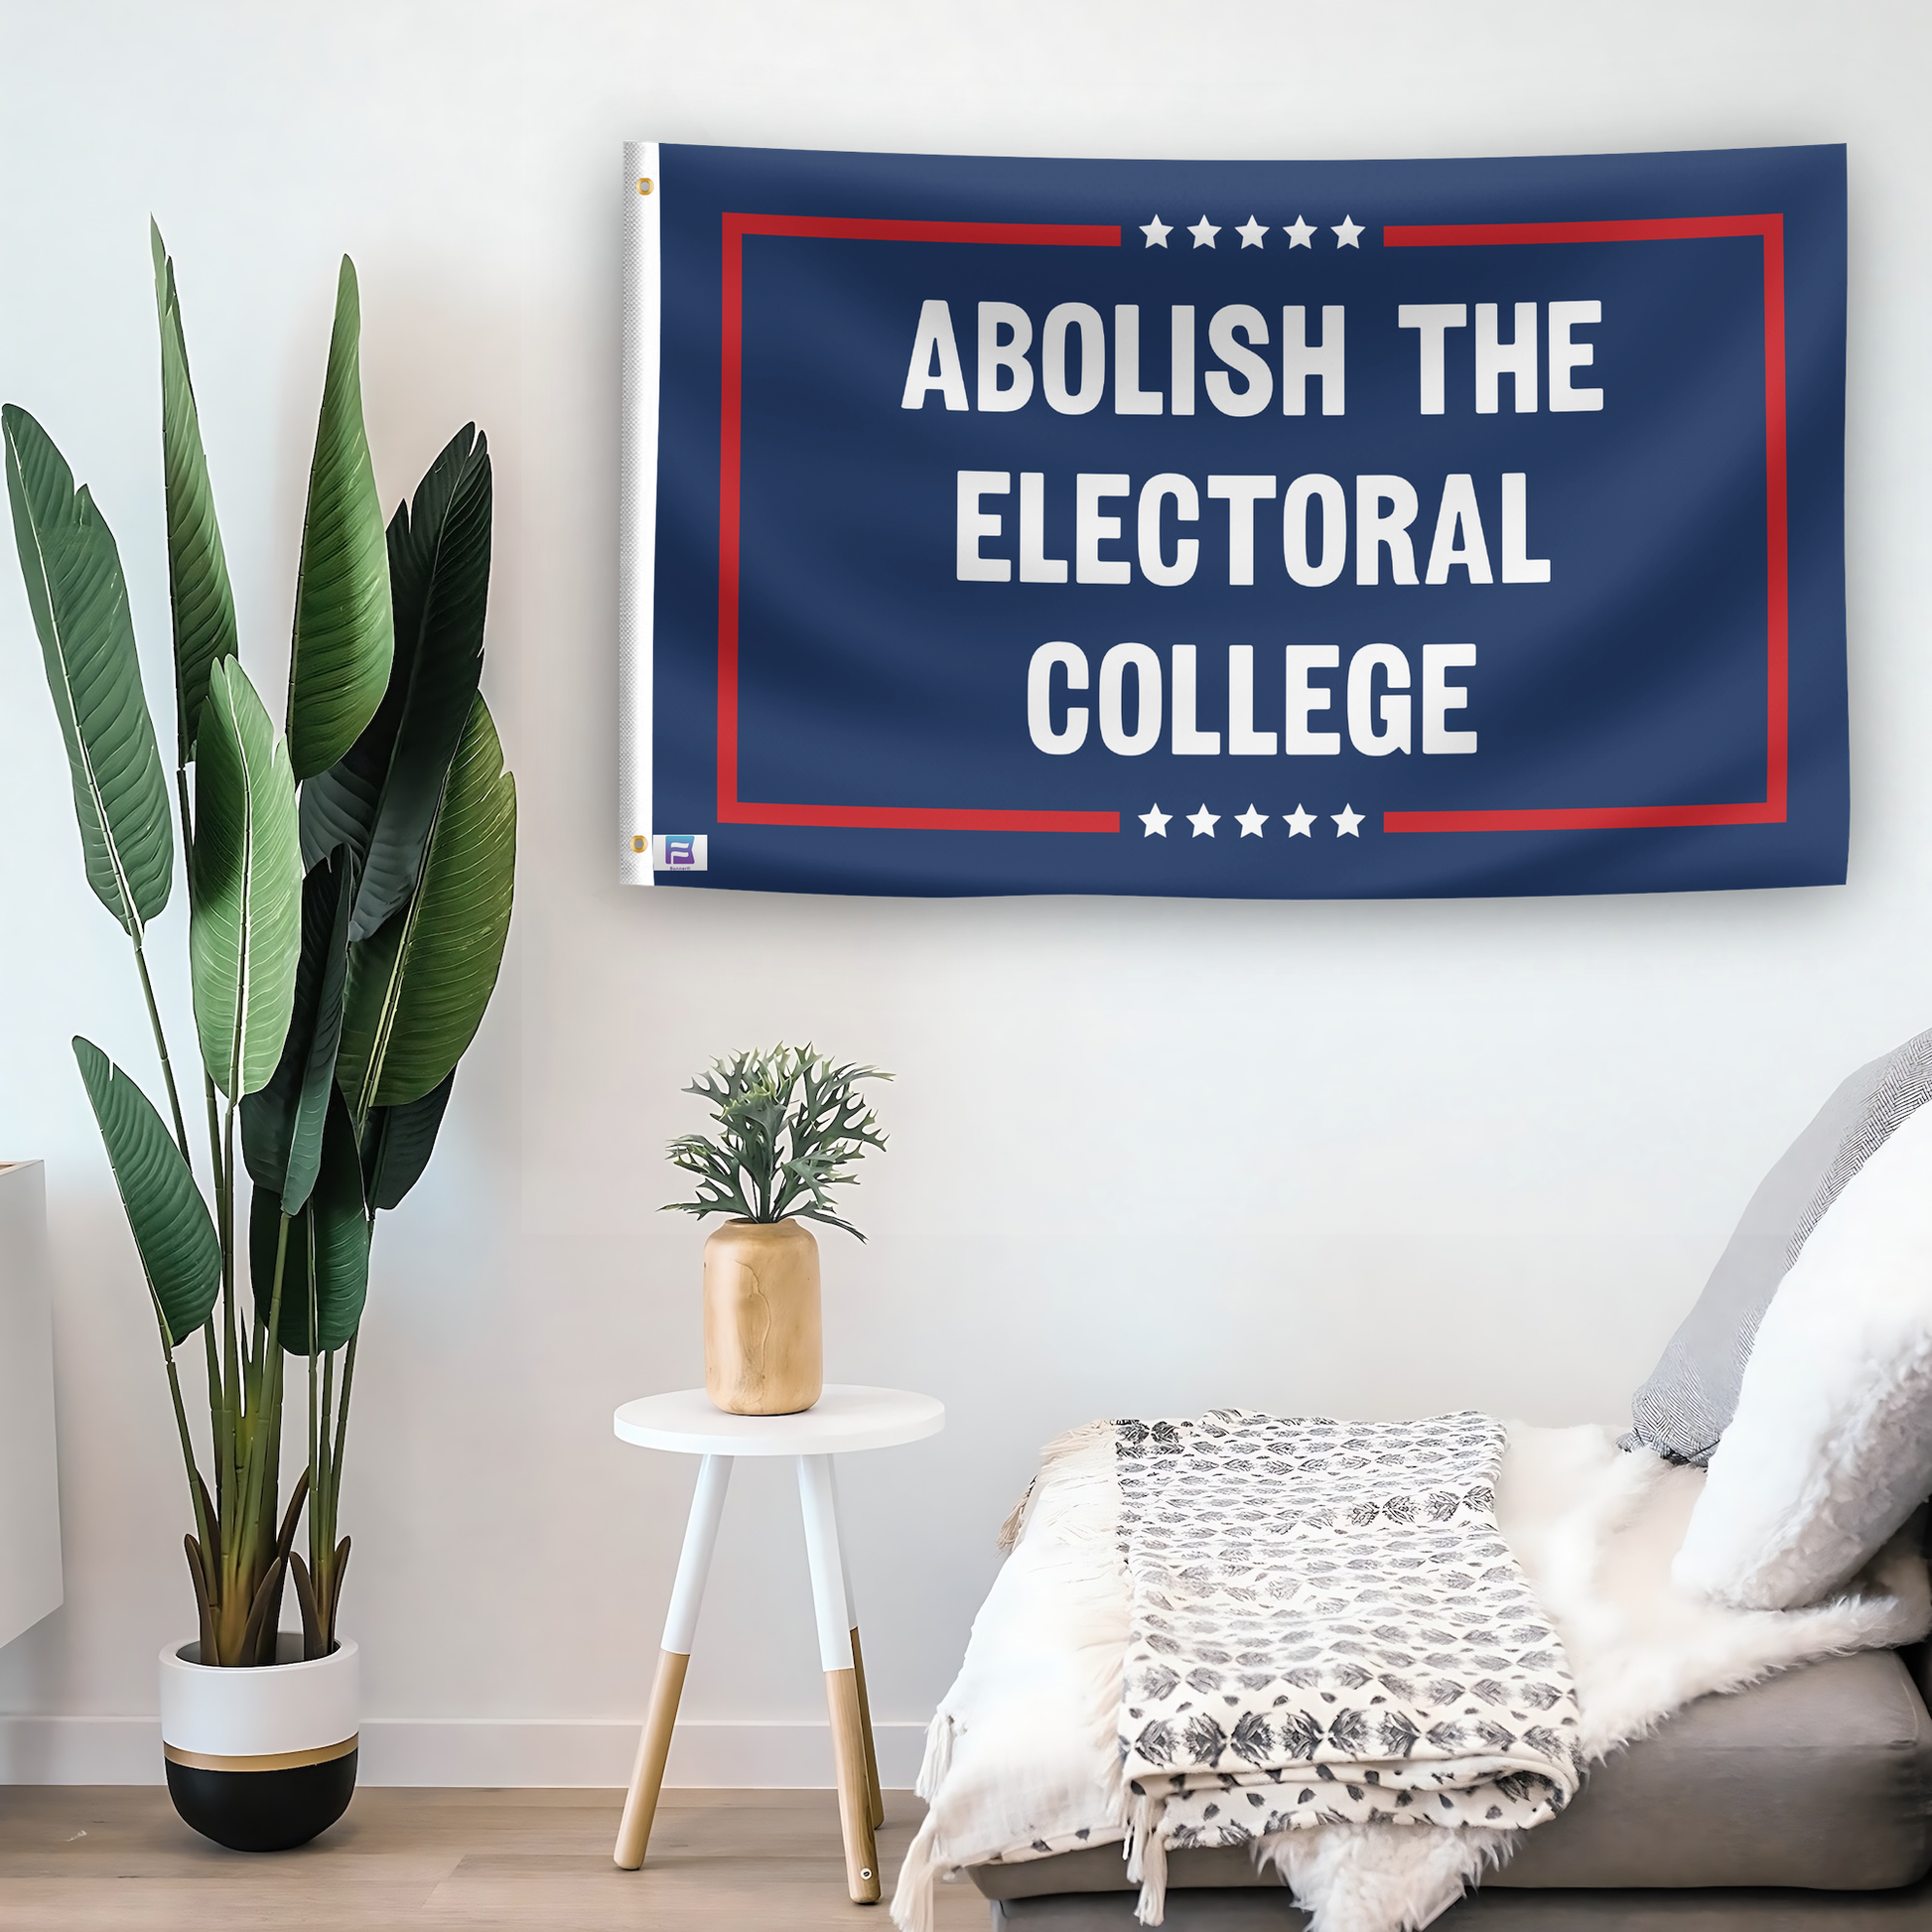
611, 1384, 944, 1902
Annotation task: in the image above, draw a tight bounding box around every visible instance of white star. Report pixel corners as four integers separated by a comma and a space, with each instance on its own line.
1332, 803, 1364, 837
1236, 804, 1268, 838
1140, 802, 1172, 837
1188, 215, 1220, 249
1332, 215, 1364, 249
1283, 804, 1315, 837
1140, 213, 1172, 248
1235, 216, 1267, 249
1188, 803, 1220, 837
1283, 215, 1315, 248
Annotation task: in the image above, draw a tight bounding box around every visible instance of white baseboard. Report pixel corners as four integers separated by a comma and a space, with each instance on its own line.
0, 1715, 929, 1788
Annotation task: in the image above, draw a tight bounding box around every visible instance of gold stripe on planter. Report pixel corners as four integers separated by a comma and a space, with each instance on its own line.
163, 1734, 357, 1774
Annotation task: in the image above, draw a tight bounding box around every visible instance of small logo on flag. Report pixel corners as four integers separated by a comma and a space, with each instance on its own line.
650, 834, 708, 872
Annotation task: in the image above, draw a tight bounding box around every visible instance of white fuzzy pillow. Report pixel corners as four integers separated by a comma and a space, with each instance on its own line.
1673, 1098, 1932, 1610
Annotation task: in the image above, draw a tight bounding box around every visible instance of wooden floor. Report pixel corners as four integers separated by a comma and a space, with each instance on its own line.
0, 1787, 991, 1930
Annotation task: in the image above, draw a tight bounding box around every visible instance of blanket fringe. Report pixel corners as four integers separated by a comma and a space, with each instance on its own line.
995, 1483, 1033, 1555
1124, 1790, 1169, 1926
914, 1710, 954, 1803
890, 1809, 943, 1932
1000, 1419, 1114, 1552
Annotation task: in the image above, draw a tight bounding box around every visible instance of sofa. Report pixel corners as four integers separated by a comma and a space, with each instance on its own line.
969, 1646, 1932, 1926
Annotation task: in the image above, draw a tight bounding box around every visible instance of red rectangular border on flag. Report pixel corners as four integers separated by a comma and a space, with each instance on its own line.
1379, 213, 1788, 836
716, 211, 1123, 835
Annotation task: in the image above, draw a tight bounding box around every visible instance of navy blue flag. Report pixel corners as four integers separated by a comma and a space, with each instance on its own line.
619, 141, 1846, 898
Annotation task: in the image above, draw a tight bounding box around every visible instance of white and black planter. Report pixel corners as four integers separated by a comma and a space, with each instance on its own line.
159, 1635, 358, 1852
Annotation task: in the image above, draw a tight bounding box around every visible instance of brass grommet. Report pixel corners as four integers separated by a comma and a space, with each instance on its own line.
630, 835, 647, 853
637, 177, 652, 196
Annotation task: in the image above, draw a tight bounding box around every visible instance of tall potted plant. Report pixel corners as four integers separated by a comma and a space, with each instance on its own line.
3, 225, 515, 1851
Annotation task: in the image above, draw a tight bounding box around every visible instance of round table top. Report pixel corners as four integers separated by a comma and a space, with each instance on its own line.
613, 1384, 945, 1456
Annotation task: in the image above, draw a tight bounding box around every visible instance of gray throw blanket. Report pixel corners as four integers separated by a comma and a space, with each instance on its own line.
1115, 1411, 1584, 1912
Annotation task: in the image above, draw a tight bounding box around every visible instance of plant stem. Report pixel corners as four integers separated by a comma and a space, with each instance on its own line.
312, 1344, 336, 1591
307, 1318, 320, 1554
220, 1096, 239, 1452
248, 1212, 290, 1542
140, 1262, 214, 1590
218, 1211, 288, 1664
320, 1335, 357, 1649
202, 1075, 224, 1226
203, 1317, 225, 1522
163, 1350, 212, 1563
332, 1333, 356, 1502
240, 1323, 282, 1583
131, 939, 191, 1165
198, 1072, 232, 1542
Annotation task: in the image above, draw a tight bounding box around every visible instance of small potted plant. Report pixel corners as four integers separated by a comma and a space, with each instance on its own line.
665, 1045, 889, 1415
4, 227, 514, 1851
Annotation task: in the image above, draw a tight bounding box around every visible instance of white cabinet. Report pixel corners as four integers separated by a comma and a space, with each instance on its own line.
0, 1162, 62, 1648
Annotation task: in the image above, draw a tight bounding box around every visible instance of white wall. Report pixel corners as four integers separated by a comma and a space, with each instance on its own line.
1, 0, 1928, 1786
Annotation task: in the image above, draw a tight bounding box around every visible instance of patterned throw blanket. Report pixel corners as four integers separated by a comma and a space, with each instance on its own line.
1115, 1411, 1584, 1911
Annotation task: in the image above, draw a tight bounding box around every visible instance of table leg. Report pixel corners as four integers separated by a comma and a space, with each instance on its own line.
797, 1453, 881, 1903
829, 1459, 885, 1830
614, 1453, 733, 1870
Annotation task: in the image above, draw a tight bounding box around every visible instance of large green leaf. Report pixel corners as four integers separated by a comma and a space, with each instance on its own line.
287, 257, 392, 780
3, 405, 174, 936
301, 425, 490, 940
150, 223, 237, 764
296, 740, 380, 878
360, 1068, 455, 1211
73, 1036, 219, 1347
250, 1086, 368, 1355
190, 657, 302, 1098
241, 847, 354, 1213
339, 694, 514, 1113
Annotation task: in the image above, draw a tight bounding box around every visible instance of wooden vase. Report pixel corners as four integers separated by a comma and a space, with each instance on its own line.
702, 1218, 823, 1415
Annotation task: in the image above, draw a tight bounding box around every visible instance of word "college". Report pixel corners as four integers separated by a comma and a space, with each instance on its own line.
1026, 640, 1477, 759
